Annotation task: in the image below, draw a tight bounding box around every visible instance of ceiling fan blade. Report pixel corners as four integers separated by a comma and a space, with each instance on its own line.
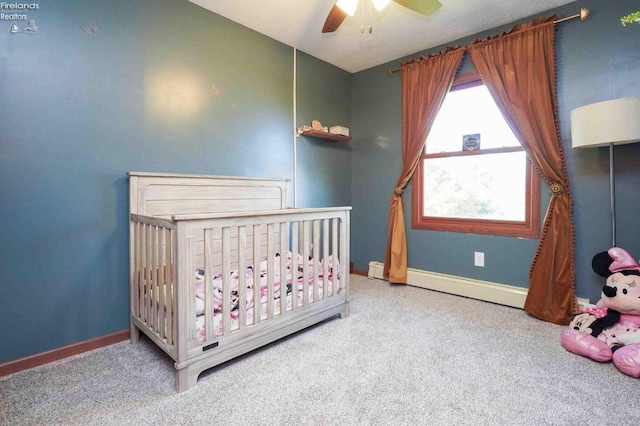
392, 0, 442, 16
322, 3, 348, 33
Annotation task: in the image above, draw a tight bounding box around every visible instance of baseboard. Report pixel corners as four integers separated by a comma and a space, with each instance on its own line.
367, 261, 590, 309
351, 268, 368, 277
0, 330, 129, 377
350, 261, 368, 277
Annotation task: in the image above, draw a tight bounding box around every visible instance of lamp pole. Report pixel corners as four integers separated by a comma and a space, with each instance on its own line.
609, 143, 616, 247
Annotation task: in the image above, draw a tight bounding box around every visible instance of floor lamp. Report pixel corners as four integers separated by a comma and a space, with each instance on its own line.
570, 96, 640, 247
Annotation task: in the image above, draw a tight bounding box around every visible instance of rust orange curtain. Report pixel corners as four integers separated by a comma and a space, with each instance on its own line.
468, 16, 578, 324
383, 47, 465, 283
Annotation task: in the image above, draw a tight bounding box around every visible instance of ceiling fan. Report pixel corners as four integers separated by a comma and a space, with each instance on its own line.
322, 0, 442, 33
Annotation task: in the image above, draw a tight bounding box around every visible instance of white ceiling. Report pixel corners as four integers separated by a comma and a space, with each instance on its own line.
188, 0, 579, 73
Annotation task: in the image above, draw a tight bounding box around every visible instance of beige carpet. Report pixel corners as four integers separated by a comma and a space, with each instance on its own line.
2, 275, 639, 425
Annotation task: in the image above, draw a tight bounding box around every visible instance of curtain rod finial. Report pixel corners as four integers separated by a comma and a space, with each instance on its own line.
580, 8, 589, 21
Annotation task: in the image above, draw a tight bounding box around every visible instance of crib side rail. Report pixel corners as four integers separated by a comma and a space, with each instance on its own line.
129, 213, 178, 359
176, 207, 350, 361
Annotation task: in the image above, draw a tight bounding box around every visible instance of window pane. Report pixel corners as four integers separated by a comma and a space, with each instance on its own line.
426, 85, 520, 154
422, 152, 526, 221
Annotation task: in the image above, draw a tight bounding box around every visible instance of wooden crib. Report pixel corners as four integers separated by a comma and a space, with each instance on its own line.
128, 172, 350, 392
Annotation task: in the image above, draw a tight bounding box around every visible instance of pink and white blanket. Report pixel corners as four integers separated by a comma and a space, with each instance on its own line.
195, 252, 340, 340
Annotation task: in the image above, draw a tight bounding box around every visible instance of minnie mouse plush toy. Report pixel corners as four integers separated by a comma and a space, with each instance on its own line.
561, 247, 640, 377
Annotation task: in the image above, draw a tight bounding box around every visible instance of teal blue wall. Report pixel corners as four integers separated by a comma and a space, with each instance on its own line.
0, 0, 351, 364
296, 51, 352, 208
350, 0, 640, 304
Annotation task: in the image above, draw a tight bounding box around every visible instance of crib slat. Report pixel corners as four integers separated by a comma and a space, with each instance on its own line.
238, 226, 247, 330
332, 218, 339, 295
302, 221, 310, 305
138, 223, 144, 320
134, 222, 141, 317
323, 218, 329, 300
150, 225, 156, 327
339, 217, 347, 294
158, 228, 166, 339
266, 223, 274, 320
166, 227, 174, 345
253, 224, 260, 324
144, 224, 151, 325
291, 222, 299, 311
140, 223, 147, 318
222, 227, 231, 336
152, 226, 159, 333
149, 226, 154, 330
204, 229, 215, 341
279, 222, 287, 316
313, 220, 320, 302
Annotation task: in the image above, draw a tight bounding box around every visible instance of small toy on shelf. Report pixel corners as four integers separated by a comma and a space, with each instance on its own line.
296, 125, 313, 136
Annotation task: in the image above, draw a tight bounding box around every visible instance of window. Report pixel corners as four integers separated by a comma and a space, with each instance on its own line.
411, 72, 540, 238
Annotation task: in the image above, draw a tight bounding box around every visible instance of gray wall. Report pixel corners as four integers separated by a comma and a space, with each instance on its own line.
0, 0, 351, 364
350, 0, 640, 304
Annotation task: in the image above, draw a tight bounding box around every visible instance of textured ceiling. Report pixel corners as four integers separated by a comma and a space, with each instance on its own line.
189, 0, 579, 73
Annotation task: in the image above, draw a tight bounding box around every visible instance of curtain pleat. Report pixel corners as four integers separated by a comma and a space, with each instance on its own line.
383, 47, 465, 283
468, 16, 578, 324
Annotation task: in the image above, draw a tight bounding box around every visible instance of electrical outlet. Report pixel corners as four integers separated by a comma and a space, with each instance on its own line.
474, 251, 485, 267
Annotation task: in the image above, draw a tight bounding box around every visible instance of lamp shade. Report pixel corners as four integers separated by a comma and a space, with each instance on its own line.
570, 97, 640, 148
372, 0, 391, 11
336, 0, 358, 16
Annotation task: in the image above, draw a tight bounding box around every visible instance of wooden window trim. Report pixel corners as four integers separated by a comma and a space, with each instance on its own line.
410, 71, 541, 239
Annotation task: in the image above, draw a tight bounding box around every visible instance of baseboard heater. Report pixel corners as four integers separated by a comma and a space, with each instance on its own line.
367, 261, 590, 309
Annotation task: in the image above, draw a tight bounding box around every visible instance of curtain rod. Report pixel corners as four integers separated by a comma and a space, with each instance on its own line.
387, 7, 590, 75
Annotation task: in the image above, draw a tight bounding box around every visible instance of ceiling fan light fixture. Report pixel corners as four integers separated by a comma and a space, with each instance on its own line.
336, 0, 358, 16
372, 0, 391, 11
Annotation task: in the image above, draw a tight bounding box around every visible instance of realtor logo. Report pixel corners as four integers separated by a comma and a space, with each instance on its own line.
1, 2, 39, 21
2, 2, 38, 34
